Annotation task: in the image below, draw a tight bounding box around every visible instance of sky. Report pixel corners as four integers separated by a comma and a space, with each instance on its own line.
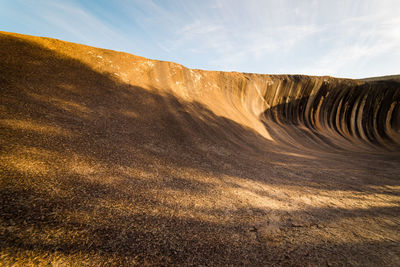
1, 0, 399, 78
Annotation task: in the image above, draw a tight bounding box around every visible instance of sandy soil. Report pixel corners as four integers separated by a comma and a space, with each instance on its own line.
1, 31, 400, 266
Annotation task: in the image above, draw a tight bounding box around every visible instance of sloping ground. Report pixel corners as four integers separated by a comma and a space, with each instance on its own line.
1, 31, 400, 266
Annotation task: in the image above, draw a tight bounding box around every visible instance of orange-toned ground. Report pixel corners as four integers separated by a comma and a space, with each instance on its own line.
1, 31, 400, 266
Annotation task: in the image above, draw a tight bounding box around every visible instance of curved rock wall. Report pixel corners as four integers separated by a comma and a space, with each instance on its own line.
1, 31, 399, 152
2, 31, 400, 266
141, 65, 400, 151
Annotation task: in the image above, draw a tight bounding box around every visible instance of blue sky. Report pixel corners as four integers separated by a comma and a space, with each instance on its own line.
1, 0, 399, 78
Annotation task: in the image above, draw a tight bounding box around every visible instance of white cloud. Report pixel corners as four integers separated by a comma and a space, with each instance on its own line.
9, 0, 397, 78
21, 0, 127, 48
302, 13, 400, 77
153, 1, 323, 71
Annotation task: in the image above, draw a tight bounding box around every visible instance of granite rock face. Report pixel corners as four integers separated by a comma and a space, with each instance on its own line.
1, 31, 400, 266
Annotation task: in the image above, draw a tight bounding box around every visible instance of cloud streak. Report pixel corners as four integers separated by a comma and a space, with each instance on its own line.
1, 0, 399, 78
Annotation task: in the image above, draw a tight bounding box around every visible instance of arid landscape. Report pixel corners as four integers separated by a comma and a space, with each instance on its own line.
1, 31, 400, 266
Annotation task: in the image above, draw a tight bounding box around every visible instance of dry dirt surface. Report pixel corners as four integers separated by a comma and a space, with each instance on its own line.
1, 31, 400, 266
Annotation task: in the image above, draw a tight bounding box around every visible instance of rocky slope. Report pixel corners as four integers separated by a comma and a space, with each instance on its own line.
1, 31, 400, 266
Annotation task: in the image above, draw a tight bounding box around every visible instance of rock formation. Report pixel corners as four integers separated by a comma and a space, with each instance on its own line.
1, 31, 399, 266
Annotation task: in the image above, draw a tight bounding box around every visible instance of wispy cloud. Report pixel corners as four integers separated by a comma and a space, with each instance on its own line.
2, 0, 399, 77
150, 1, 323, 71
302, 14, 400, 77
15, 0, 128, 49
147, 0, 400, 77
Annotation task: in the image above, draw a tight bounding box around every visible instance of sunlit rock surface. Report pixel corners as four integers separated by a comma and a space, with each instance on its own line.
1, 31, 399, 266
